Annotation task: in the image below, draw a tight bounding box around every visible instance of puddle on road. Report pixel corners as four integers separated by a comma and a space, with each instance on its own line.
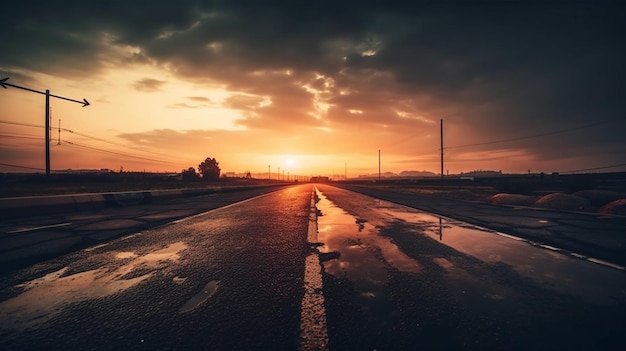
316, 189, 422, 296
382, 206, 626, 304
315, 189, 626, 305
0, 242, 188, 330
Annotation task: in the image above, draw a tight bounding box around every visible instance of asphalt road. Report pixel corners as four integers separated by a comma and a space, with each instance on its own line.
0, 185, 286, 273
0, 184, 625, 350
1, 184, 311, 350
334, 183, 626, 267
315, 184, 626, 350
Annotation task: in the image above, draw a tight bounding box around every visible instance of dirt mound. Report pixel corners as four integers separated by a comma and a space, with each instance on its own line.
534, 193, 595, 212
599, 199, 626, 215
572, 190, 624, 207
489, 193, 536, 206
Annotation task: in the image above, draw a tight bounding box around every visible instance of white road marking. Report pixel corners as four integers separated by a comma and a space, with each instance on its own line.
8, 222, 72, 234
170, 192, 275, 224
299, 188, 329, 351
586, 258, 625, 271
83, 243, 110, 252
494, 225, 626, 271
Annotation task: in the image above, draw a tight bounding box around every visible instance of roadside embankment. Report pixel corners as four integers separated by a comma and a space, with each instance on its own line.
487, 190, 626, 215
381, 185, 626, 216
0, 184, 280, 220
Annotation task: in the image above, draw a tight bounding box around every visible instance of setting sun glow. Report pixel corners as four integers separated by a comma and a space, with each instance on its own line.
1, 3, 624, 177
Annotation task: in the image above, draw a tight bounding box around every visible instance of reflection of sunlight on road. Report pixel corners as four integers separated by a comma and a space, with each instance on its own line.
357, 197, 626, 305
0, 242, 187, 330
315, 188, 422, 282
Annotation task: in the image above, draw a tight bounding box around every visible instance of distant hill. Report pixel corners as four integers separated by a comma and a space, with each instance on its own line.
356, 170, 437, 179
399, 170, 437, 177
461, 170, 503, 177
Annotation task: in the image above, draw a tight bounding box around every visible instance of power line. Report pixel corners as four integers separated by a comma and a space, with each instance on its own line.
445, 121, 609, 150
1, 119, 170, 157
61, 140, 182, 165
61, 128, 178, 159
560, 162, 626, 174
0, 119, 45, 129
0, 162, 44, 171
1, 118, 195, 166
0, 133, 44, 141
402, 120, 613, 158
0, 130, 42, 137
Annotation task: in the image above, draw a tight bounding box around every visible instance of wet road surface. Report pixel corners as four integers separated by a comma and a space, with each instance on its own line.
0, 186, 285, 273
1, 184, 625, 350
1, 185, 311, 350
334, 183, 626, 267
314, 184, 626, 350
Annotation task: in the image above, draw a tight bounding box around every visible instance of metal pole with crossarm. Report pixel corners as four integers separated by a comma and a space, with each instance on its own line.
1, 77, 90, 175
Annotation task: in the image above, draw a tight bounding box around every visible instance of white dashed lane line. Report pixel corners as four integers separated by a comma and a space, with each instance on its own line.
7, 222, 73, 234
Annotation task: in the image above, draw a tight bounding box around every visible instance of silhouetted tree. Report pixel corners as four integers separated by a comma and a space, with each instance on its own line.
198, 157, 221, 181
181, 167, 199, 181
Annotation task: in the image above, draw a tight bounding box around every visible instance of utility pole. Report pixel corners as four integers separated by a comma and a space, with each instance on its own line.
268, 165, 271, 180
440, 119, 444, 181
57, 119, 61, 145
1, 77, 90, 175
45, 90, 50, 171
345, 161, 347, 181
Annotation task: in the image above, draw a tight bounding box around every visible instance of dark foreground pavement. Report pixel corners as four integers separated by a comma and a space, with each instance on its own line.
1, 183, 625, 350
335, 184, 626, 269
0, 185, 313, 350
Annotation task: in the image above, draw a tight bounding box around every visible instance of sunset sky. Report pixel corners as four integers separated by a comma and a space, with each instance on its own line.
1, 1, 624, 177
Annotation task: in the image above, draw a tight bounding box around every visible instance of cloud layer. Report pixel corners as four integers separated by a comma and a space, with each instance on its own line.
1, 1, 624, 174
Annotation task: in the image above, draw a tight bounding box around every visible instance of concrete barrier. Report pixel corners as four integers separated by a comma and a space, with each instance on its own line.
0, 195, 78, 219
102, 191, 153, 206
73, 194, 107, 212
0, 184, 283, 220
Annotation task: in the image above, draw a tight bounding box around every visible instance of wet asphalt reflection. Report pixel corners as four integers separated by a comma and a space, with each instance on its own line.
314, 185, 626, 350
315, 187, 626, 305
1, 185, 311, 350
1, 184, 624, 350
0, 241, 188, 330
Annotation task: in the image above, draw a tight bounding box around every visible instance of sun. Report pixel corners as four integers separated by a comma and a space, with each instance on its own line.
285, 158, 296, 168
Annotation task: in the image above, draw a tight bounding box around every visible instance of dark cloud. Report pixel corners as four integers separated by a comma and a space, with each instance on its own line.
0, 71, 36, 87
167, 96, 213, 109
1, 0, 625, 172
223, 94, 266, 111
167, 103, 200, 109
187, 96, 211, 103
132, 78, 166, 92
